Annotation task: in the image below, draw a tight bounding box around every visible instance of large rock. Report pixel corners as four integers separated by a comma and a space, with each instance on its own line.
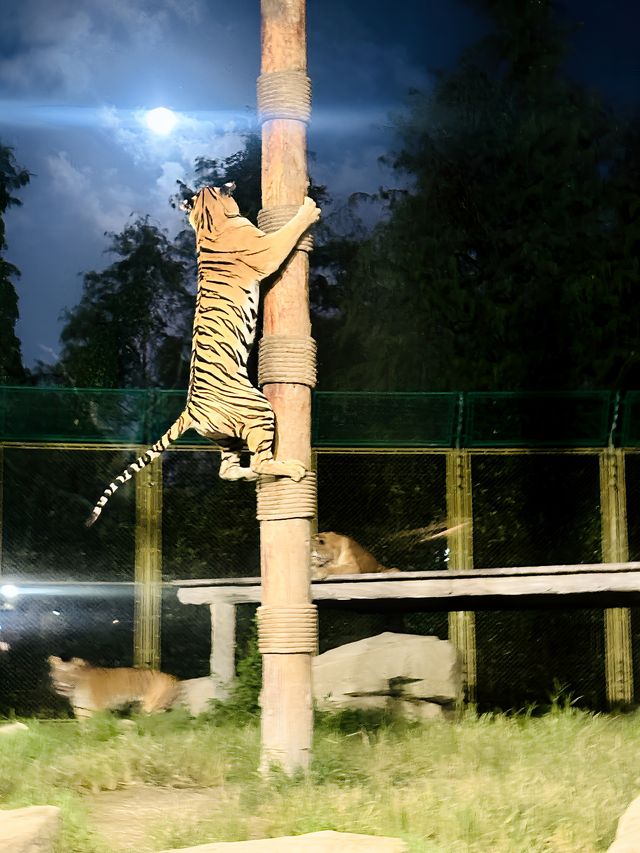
608, 795, 640, 852
0, 805, 61, 853
313, 632, 462, 715
157, 829, 406, 851
0, 722, 29, 736
180, 677, 221, 715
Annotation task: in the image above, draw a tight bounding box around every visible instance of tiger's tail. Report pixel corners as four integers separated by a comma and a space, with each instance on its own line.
85, 412, 190, 528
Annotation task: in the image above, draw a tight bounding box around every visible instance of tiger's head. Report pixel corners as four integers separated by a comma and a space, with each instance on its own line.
48, 655, 89, 697
183, 183, 239, 233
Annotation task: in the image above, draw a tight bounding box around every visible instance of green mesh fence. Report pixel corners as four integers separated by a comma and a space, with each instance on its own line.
471, 453, 602, 568
621, 392, 640, 447
312, 392, 459, 447
162, 449, 260, 579
0, 386, 626, 447
463, 391, 616, 448
2, 446, 135, 580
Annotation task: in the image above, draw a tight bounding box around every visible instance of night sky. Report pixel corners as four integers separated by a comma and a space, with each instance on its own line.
0, 0, 637, 370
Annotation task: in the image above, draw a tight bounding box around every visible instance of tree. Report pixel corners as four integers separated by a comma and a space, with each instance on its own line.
58, 217, 192, 388
56, 131, 355, 392
603, 112, 640, 387
327, 0, 633, 392
0, 143, 30, 383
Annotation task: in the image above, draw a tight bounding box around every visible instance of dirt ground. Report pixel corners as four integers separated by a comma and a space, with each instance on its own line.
86, 785, 221, 851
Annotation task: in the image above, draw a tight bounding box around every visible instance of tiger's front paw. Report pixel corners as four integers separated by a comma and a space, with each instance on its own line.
253, 458, 307, 481
301, 196, 320, 226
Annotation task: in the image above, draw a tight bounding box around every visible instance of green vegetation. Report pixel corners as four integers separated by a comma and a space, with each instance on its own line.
0, 142, 30, 384
1, 707, 639, 852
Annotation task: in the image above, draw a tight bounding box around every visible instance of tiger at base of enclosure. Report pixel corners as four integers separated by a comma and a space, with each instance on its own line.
85, 182, 320, 527
48, 656, 180, 719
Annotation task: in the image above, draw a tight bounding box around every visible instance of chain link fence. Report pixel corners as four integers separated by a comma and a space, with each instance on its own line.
2, 388, 640, 716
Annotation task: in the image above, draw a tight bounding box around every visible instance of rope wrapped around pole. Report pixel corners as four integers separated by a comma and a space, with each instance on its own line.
257, 604, 318, 654
258, 335, 317, 388
257, 69, 312, 123
256, 472, 317, 521
258, 205, 313, 252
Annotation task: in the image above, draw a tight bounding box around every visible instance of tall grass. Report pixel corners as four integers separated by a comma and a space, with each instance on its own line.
1, 706, 639, 852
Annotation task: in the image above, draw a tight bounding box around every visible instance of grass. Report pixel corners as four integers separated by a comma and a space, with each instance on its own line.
1, 705, 640, 852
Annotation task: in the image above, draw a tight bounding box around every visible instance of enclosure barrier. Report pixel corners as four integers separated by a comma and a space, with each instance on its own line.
2, 387, 640, 712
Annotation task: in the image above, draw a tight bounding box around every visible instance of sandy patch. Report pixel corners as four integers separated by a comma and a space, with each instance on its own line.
86, 785, 221, 851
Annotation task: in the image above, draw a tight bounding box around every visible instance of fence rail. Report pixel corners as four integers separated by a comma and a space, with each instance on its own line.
4, 386, 640, 447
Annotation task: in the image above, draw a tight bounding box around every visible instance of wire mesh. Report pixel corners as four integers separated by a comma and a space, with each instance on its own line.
316, 451, 448, 570
0, 387, 639, 716
471, 452, 602, 569
0, 584, 135, 716
475, 607, 606, 710
2, 447, 135, 580
162, 449, 260, 580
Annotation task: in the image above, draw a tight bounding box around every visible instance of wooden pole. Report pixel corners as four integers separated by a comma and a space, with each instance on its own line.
258, 0, 315, 773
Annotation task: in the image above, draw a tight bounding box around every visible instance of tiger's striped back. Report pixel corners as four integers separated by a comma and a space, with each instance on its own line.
85, 184, 319, 525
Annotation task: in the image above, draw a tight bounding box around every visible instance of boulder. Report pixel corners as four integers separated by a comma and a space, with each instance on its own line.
313, 632, 462, 716
0, 721, 29, 736
0, 805, 61, 853
180, 677, 221, 715
608, 794, 640, 852
156, 829, 407, 851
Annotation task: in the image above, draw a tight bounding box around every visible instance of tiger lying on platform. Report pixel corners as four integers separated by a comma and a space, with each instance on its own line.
85, 183, 320, 527
311, 532, 395, 580
48, 656, 180, 719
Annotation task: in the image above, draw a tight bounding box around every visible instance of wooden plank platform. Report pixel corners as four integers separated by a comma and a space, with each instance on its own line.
174, 562, 640, 691
173, 563, 640, 692
175, 562, 640, 606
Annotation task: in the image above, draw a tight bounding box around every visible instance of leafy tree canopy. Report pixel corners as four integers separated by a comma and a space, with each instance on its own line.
0, 143, 30, 384
57, 217, 192, 388
327, 0, 638, 392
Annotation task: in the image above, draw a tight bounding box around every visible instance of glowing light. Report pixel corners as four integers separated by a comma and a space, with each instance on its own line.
0, 584, 19, 600
144, 107, 177, 135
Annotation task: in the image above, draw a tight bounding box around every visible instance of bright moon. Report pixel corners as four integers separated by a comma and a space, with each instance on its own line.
144, 107, 177, 135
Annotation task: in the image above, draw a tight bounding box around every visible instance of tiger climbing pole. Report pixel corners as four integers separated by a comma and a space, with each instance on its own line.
256, 0, 317, 773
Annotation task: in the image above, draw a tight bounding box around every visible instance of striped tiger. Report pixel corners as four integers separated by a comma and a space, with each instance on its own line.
85, 183, 320, 527
48, 656, 180, 718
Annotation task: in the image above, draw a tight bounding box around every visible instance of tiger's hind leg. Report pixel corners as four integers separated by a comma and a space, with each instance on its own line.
219, 449, 259, 481
215, 437, 258, 482
245, 418, 306, 482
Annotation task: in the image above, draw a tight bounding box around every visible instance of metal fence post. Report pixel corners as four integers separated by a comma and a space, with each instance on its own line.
134, 452, 163, 669
446, 448, 476, 705
600, 447, 634, 706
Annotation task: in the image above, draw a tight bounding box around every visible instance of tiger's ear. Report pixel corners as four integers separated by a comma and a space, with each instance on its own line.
48, 655, 61, 665
70, 657, 88, 667
220, 181, 236, 197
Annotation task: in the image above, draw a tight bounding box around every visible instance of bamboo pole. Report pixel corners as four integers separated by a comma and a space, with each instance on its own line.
446, 449, 476, 705
258, 0, 316, 773
599, 448, 633, 707
134, 453, 162, 669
